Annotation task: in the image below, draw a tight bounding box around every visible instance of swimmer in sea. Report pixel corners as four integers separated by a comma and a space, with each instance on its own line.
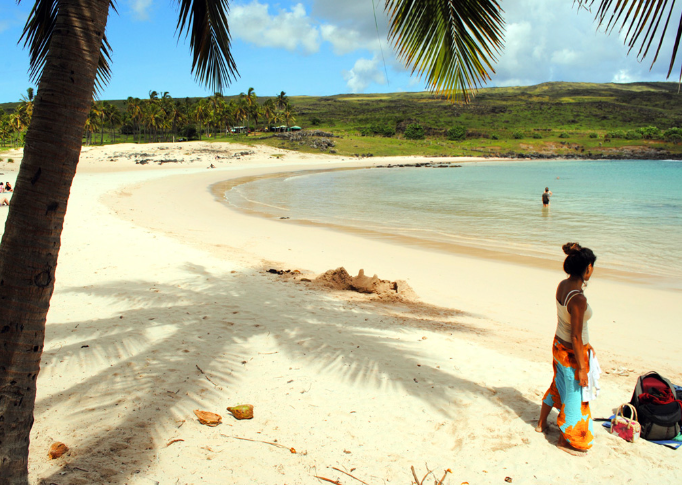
542, 187, 552, 207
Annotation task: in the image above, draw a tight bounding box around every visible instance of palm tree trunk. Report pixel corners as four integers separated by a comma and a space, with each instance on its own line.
0, 1, 110, 482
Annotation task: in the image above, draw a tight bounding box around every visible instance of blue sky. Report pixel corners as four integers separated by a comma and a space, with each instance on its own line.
1, 0, 680, 103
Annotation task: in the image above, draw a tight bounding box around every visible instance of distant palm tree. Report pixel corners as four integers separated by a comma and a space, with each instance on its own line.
126, 97, 143, 142
193, 99, 209, 140
84, 101, 102, 146
167, 101, 185, 141
7, 112, 25, 147
0, 118, 12, 147
262, 98, 276, 130
234, 99, 248, 131
275, 90, 288, 110
282, 103, 296, 129
19, 88, 35, 122
144, 102, 166, 142
240, 87, 257, 130
94, 101, 108, 145
103, 102, 121, 144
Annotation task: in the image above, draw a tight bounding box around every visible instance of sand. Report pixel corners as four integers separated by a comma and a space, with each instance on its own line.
0, 142, 680, 485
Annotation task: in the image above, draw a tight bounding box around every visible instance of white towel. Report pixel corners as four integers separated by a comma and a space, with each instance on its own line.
582, 350, 602, 402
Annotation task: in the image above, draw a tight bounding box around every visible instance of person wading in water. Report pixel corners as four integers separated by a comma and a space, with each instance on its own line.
542, 187, 553, 207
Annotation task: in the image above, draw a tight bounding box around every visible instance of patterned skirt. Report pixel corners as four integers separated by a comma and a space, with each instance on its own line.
542, 337, 594, 450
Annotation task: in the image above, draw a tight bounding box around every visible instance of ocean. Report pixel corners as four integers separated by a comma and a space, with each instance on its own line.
223, 160, 682, 289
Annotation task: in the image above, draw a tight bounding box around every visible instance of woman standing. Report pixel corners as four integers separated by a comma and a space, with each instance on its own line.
536, 243, 597, 456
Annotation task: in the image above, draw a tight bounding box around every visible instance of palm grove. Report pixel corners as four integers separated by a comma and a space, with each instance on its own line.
1, 0, 681, 483
1, 88, 295, 147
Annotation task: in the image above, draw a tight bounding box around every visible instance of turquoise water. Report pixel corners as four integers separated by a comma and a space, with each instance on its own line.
225, 160, 682, 287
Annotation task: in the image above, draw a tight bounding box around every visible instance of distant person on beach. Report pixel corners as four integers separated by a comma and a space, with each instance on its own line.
542, 187, 552, 206
536, 242, 599, 456
209, 163, 216, 169
1, 198, 9, 206
0, 182, 4, 193
4, 182, 12, 192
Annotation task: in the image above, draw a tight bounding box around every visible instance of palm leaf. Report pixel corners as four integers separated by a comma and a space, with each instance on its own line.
575, 0, 682, 79
18, 0, 116, 93
385, 0, 505, 102
175, 0, 239, 93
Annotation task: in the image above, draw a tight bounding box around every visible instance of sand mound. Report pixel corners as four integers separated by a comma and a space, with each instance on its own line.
314, 267, 416, 300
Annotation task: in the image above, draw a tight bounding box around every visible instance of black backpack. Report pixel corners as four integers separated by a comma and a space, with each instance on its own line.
629, 372, 682, 441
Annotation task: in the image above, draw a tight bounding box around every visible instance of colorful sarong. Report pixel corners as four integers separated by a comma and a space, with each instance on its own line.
542, 337, 594, 450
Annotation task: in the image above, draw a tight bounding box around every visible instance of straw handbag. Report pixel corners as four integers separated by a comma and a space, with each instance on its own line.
611, 403, 641, 442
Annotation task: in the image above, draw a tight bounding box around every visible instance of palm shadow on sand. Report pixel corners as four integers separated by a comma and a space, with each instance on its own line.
34, 263, 532, 484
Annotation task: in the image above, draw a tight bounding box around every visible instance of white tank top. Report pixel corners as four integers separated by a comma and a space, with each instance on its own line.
555, 289, 592, 344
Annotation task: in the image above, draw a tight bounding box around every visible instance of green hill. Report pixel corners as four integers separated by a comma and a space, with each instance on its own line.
4, 82, 682, 158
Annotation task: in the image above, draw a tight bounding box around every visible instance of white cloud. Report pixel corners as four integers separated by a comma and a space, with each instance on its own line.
488, 0, 654, 85
408, 77, 422, 87
612, 69, 634, 83
230, 2, 321, 54
129, 0, 153, 21
320, 24, 377, 56
550, 48, 579, 65
0, 20, 10, 34
342, 56, 387, 93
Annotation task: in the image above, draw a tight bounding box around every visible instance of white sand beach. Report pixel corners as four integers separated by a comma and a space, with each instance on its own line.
1, 143, 680, 485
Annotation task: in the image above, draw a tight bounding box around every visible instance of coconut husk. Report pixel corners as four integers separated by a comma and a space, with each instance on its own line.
194, 410, 222, 426
48, 442, 69, 459
227, 404, 254, 420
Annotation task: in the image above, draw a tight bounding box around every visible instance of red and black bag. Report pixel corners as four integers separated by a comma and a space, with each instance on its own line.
629, 372, 682, 441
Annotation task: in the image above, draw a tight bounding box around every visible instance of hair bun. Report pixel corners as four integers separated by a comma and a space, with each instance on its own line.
562, 242, 582, 255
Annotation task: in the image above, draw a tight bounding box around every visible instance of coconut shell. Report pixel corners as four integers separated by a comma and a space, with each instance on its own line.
193, 410, 222, 426
48, 442, 69, 459
227, 404, 254, 420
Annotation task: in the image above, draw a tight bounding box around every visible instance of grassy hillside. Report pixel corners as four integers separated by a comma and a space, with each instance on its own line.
231, 82, 682, 158
4, 82, 682, 158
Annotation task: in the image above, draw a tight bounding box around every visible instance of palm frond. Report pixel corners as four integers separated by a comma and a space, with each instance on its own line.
175, 0, 239, 93
18, 0, 116, 93
575, 0, 682, 79
385, 0, 505, 102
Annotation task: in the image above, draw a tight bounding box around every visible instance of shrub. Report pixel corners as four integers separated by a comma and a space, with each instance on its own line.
380, 125, 396, 137
638, 126, 661, 139
310, 117, 322, 126
663, 127, 682, 142
120, 123, 135, 135
447, 125, 467, 141
558, 132, 570, 139
605, 130, 626, 139
182, 124, 199, 140
404, 123, 425, 140
531, 132, 542, 139
512, 131, 524, 139
7, 158, 14, 163
490, 133, 499, 140
362, 123, 395, 137
625, 130, 642, 140
589, 132, 598, 138
667, 134, 682, 144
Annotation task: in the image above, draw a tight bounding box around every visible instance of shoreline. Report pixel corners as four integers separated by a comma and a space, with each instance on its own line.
211, 167, 681, 292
